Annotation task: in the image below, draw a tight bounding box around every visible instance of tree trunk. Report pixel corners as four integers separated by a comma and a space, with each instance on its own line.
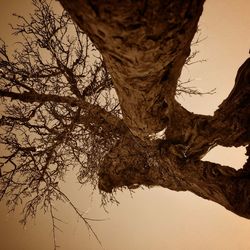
59, 0, 250, 219
59, 0, 205, 139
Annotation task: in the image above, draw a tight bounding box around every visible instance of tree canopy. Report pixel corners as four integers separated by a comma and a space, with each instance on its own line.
0, 0, 250, 247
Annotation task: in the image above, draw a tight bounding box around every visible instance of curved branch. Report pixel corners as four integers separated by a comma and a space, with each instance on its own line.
213, 57, 250, 147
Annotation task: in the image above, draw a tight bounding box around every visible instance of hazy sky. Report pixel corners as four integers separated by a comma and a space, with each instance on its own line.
0, 1, 250, 250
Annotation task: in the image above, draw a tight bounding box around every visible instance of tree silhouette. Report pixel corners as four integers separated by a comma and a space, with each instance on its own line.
0, 0, 250, 247
0, 0, 120, 247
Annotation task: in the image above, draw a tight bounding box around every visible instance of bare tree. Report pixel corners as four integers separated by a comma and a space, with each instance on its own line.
0, 0, 250, 248
0, 0, 121, 248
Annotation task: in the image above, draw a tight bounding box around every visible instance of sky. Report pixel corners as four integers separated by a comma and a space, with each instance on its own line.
0, 0, 250, 250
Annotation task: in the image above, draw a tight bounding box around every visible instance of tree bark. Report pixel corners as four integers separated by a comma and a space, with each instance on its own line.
98, 133, 250, 219
59, 0, 250, 219
59, 0, 205, 139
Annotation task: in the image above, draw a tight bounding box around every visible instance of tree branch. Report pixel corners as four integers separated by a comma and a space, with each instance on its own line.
213, 57, 250, 147
0, 89, 127, 133
99, 137, 250, 219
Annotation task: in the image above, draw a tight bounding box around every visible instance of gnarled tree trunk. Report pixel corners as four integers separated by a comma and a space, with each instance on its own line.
59, 0, 250, 219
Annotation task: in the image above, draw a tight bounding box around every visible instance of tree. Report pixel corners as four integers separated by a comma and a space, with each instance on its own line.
0, 0, 249, 247
0, 0, 120, 247
57, 0, 250, 218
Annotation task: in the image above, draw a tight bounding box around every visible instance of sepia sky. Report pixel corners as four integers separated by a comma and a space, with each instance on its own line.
0, 0, 250, 250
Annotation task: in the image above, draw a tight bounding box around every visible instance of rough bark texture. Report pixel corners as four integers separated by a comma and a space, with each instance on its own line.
59, 0, 205, 139
59, 0, 250, 219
